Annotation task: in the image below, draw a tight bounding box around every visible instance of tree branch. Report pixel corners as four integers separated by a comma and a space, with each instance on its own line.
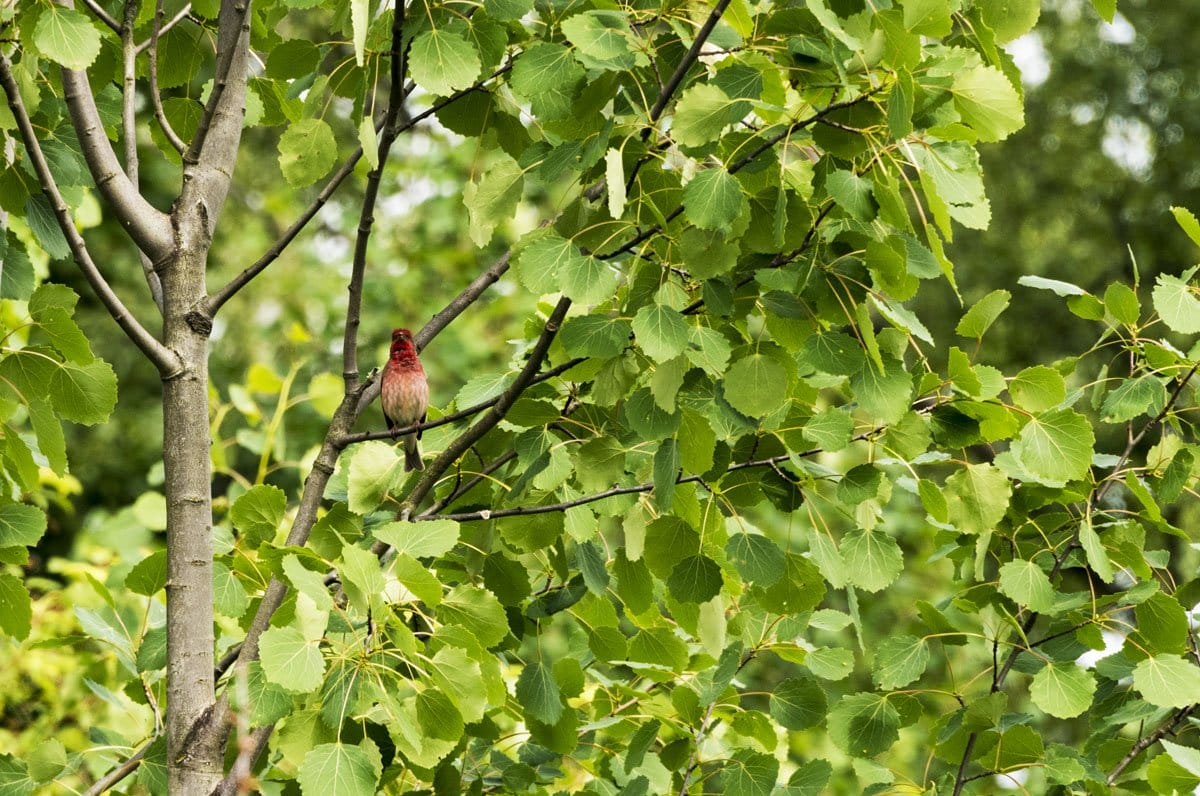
81, 738, 155, 796
148, 0, 186, 156
0, 53, 181, 376
201, 62, 516, 318
952, 361, 1200, 795
183, 0, 251, 167
643, 0, 731, 137
342, 1, 409, 391
134, 1, 191, 54
121, 0, 167, 310
77, 0, 120, 33
1106, 707, 1194, 785
59, 56, 175, 261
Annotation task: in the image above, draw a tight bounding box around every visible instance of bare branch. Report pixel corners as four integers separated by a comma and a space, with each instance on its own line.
202, 62, 516, 318
78, 0, 120, 33
1107, 707, 1194, 785
148, 0, 187, 156
343, 1, 409, 391
418, 451, 808, 523
183, 0, 252, 168
59, 66, 175, 261
81, 738, 155, 796
643, 0, 732, 137
0, 53, 181, 376
121, 0, 167, 310
135, 2, 192, 53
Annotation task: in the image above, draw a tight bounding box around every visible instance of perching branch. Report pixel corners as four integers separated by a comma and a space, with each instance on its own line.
183, 0, 252, 167
202, 61, 516, 318
80, 738, 155, 796
343, 0, 409, 391
77, 0, 120, 33
0, 53, 180, 376
643, 0, 732, 136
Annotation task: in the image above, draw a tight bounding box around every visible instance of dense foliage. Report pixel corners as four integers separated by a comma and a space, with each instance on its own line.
2, 0, 1200, 793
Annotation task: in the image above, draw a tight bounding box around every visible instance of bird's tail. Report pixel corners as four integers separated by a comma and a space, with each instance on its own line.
404, 434, 424, 472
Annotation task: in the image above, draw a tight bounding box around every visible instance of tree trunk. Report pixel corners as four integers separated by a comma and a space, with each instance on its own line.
161, 251, 219, 793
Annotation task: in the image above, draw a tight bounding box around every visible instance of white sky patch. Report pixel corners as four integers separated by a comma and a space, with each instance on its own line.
1005, 33, 1051, 88
995, 767, 1031, 790
1099, 12, 1136, 44
1077, 630, 1125, 669
1102, 115, 1155, 177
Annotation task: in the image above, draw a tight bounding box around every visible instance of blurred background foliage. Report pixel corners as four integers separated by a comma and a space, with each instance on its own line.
11, 0, 1200, 786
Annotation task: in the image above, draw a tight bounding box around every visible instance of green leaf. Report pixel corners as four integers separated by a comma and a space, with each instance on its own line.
213, 561, 249, 619
1101, 376, 1166, 423
667, 554, 723, 603
373, 518, 459, 558
725, 533, 785, 586
828, 693, 900, 757
902, 0, 951, 35
944, 463, 1010, 535
671, 83, 744, 147
515, 232, 576, 294
125, 550, 167, 596
1030, 662, 1096, 718
463, 154, 523, 247
851, 357, 912, 424
872, 635, 929, 689
1134, 592, 1189, 655
1011, 409, 1095, 484
770, 672, 826, 730
350, 0, 367, 67
0, 503, 47, 548
1077, 520, 1114, 584
1134, 655, 1200, 708
34, 7, 102, 70
1018, 275, 1088, 296
36, 307, 93, 364
841, 529, 903, 592
347, 442, 403, 514
338, 544, 384, 615
561, 315, 632, 358
631, 303, 690, 363
438, 585, 507, 648
0, 573, 32, 640
1088, 0, 1116, 22
409, 29, 481, 95
723, 354, 788, 418
278, 118, 337, 188
1103, 282, 1140, 325
1170, 206, 1200, 247
1152, 271, 1200, 334
260, 625, 325, 693
561, 10, 640, 71
26, 738, 66, 784
558, 249, 617, 306
516, 661, 563, 724
978, 0, 1041, 42
296, 741, 382, 796
230, 484, 286, 546
827, 169, 876, 222
682, 169, 747, 234
997, 559, 1056, 612
951, 65, 1024, 142
804, 408, 855, 451
510, 43, 584, 120
0, 240, 34, 300
685, 326, 732, 377
1161, 740, 1200, 778
721, 749, 778, 796
50, 360, 118, 425
1009, 365, 1065, 412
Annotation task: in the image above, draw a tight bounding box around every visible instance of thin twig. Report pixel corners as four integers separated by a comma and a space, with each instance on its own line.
149, 0, 186, 155
952, 361, 1200, 795
78, 0, 121, 33
1107, 707, 1195, 784
343, 1, 409, 391
134, 2, 192, 53
81, 739, 155, 796
0, 53, 180, 376
643, 0, 732, 137
202, 61, 516, 318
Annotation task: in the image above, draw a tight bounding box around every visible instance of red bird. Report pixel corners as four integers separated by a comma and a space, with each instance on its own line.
381, 328, 429, 472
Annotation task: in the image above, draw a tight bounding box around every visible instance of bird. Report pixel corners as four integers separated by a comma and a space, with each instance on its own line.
381, 328, 429, 472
